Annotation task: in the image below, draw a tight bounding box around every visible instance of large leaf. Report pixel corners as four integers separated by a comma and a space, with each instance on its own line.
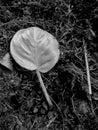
10, 27, 60, 106
10, 27, 60, 73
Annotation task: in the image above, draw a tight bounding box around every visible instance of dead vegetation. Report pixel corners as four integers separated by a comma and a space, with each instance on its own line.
0, 0, 98, 130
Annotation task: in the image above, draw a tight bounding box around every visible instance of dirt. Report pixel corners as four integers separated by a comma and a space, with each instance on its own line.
0, 0, 98, 130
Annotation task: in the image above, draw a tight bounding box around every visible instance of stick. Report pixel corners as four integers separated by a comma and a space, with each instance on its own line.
36, 70, 53, 106
83, 40, 92, 95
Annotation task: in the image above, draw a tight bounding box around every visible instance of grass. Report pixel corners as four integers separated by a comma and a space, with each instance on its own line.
0, 0, 98, 130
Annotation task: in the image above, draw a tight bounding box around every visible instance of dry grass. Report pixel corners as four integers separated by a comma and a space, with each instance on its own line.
0, 0, 98, 130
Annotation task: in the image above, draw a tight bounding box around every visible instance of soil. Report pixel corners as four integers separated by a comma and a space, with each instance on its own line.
0, 0, 98, 130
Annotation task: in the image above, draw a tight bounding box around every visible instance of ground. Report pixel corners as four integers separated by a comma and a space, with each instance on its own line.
0, 0, 98, 130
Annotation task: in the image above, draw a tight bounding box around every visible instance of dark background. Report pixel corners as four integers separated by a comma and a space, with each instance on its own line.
0, 0, 98, 130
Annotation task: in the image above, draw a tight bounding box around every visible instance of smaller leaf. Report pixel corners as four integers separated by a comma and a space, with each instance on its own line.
0, 53, 13, 71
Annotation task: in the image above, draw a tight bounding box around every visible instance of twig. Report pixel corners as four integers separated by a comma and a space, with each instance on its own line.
83, 40, 92, 95
46, 115, 57, 128
83, 41, 98, 117
30, 119, 36, 130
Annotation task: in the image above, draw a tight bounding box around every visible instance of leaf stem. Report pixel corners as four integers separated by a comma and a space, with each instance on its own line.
36, 70, 53, 106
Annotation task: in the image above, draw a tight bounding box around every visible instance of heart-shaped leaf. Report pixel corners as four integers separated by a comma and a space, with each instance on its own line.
10, 27, 60, 106
10, 27, 60, 73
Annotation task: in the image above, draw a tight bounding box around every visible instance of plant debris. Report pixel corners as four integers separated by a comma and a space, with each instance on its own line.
0, 0, 98, 130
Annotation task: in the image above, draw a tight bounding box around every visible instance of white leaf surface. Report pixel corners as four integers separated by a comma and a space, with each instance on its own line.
10, 27, 60, 73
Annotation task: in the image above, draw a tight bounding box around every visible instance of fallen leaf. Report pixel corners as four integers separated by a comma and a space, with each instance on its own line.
0, 53, 13, 71
10, 27, 60, 73
10, 27, 60, 106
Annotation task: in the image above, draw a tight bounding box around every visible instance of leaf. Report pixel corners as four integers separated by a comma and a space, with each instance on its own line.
0, 53, 13, 71
10, 27, 60, 73
10, 27, 60, 106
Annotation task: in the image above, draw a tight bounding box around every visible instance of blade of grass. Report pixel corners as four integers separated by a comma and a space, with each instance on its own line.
36, 70, 53, 106
83, 40, 92, 95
